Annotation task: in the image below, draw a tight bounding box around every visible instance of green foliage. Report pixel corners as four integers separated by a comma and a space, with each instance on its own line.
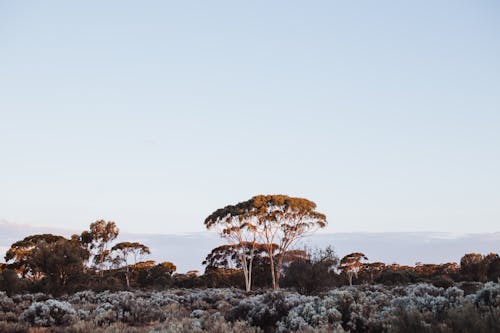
30, 239, 89, 294
281, 246, 340, 294
79, 220, 119, 273
5, 234, 65, 277
111, 242, 151, 288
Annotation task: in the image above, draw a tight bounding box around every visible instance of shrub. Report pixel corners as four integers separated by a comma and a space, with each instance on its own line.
277, 297, 343, 332
20, 299, 76, 326
474, 281, 500, 307
2, 283, 500, 332
227, 291, 314, 331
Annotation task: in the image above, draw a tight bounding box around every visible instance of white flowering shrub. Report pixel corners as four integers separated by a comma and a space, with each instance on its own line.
11, 292, 49, 304
68, 290, 98, 304
404, 283, 444, 298
322, 287, 391, 332
91, 291, 166, 325
444, 286, 464, 304
177, 288, 243, 310
227, 291, 315, 330
20, 299, 76, 326
277, 296, 343, 332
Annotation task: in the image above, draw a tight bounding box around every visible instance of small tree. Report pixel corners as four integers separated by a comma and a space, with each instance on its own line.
203, 244, 246, 271
137, 261, 177, 288
460, 253, 487, 282
202, 243, 277, 271
340, 252, 368, 286
281, 246, 339, 294
111, 242, 150, 288
205, 202, 259, 291
80, 220, 119, 274
364, 262, 386, 283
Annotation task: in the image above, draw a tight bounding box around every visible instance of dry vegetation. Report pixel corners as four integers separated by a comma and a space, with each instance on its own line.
1, 282, 499, 333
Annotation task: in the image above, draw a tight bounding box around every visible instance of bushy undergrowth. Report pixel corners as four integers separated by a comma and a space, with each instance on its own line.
0, 283, 499, 332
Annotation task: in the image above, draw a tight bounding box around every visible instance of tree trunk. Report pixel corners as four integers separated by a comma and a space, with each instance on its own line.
240, 253, 251, 292
125, 266, 130, 288
269, 250, 277, 290
274, 254, 285, 290
248, 246, 255, 292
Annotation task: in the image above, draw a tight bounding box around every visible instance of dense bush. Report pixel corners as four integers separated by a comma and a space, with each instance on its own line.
280, 247, 340, 294
20, 299, 76, 326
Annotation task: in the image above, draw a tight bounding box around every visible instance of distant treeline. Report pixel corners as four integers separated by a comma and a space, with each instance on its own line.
1, 195, 499, 296
1, 219, 499, 296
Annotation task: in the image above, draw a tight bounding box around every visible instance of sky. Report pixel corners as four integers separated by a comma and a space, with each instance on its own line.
0, 1, 499, 235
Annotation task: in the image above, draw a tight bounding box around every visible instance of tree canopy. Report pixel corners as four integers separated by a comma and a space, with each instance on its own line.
5, 234, 66, 277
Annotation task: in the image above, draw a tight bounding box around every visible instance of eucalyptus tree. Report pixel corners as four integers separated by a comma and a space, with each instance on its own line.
205, 201, 259, 291
79, 220, 119, 274
202, 242, 277, 272
340, 252, 368, 286
251, 195, 327, 289
31, 238, 89, 293
5, 234, 66, 278
205, 194, 327, 290
111, 241, 151, 288
364, 262, 386, 283
203, 244, 249, 271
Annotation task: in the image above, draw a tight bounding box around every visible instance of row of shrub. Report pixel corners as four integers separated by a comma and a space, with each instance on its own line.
2, 251, 500, 297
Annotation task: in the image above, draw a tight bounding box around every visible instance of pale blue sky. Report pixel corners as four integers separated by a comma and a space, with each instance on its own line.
1, 1, 499, 234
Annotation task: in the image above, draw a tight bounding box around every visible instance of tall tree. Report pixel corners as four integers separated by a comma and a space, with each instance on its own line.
205, 195, 327, 290
252, 195, 327, 289
80, 220, 119, 274
111, 242, 150, 288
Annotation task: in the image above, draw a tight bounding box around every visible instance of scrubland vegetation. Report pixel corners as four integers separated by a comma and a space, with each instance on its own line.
1, 282, 499, 332
1, 195, 499, 332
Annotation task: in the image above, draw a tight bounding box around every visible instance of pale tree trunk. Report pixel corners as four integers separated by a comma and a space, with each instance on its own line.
248, 246, 255, 292
240, 253, 251, 292
268, 245, 277, 290
270, 260, 277, 289
274, 254, 286, 289
125, 265, 130, 288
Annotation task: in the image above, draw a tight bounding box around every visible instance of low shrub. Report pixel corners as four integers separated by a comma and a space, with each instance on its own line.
20, 299, 76, 326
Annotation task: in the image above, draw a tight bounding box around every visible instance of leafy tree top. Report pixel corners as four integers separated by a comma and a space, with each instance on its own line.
205, 194, 327, 230
5, 234, 66, 262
